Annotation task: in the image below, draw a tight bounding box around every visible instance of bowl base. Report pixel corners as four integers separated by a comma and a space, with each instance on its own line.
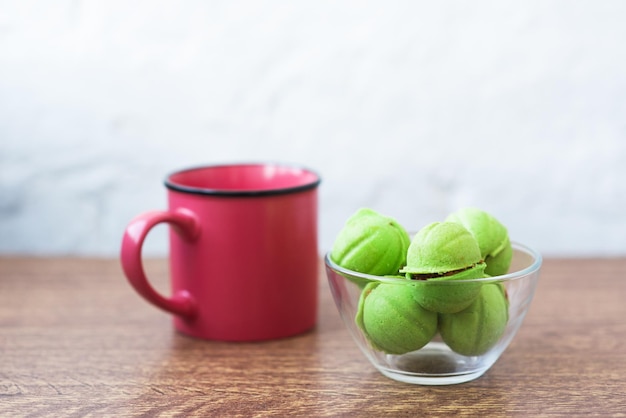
375, 342, 493, 385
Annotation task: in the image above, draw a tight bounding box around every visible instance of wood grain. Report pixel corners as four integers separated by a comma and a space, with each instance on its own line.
1, 257, 625, 417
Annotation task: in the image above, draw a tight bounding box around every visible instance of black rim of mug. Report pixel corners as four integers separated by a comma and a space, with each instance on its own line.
164, 163, 321, 197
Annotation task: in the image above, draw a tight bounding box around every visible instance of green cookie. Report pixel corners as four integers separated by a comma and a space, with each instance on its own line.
439, 283, 509, 356
446, 207, 513, 276
331, 208, 410, 287
400, 222, 486, 313
356, 281, 438, 355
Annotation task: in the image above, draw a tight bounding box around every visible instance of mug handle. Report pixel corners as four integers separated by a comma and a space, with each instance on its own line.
120, 208, 199, 319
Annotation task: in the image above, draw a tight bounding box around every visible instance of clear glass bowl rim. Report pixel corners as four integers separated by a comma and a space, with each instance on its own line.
324, 241, 542, 286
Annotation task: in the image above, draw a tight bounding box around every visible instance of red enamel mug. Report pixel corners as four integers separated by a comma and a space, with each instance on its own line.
121, 163, 321, 341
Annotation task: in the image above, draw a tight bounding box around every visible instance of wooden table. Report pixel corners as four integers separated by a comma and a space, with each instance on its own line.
1, 257, 625, 417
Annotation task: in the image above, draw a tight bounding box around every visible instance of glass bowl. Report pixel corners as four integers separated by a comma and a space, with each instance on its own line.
325, 241, 542, 385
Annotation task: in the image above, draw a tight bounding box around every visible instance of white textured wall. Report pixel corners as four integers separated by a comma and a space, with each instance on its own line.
1, 1, 626, 257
